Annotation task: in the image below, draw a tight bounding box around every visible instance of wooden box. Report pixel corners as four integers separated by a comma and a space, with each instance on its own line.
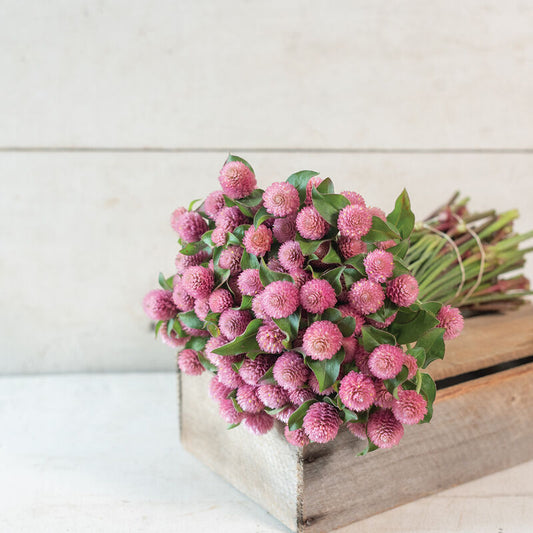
179, 306, 533, 532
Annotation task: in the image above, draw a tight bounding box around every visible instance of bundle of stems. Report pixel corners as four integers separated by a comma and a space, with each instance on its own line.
406, 192, 533, 314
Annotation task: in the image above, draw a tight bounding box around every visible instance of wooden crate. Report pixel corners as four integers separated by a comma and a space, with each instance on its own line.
179, 305, 533, 532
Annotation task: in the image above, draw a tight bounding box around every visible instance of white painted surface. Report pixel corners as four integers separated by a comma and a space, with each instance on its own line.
0, 372, 531, 532
2, 1, 532, 149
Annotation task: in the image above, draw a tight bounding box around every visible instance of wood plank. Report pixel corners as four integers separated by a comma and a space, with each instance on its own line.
2, 1, 532, 148
301, 361, 533, 532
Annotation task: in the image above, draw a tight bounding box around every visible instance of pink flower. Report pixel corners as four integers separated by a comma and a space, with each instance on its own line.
289, 388, 315, 406
338, 236, 367, 259
377, 240, 396, 250
338, 304, 365, 335
218, 161, 257, 199
386, 274, 419, 307
341, 191, 366, 207
215, 206, 248, 232
219, 309, 252, 340
300, 279, 337, 314
170, 207, 187, 232
243, 224, 273, 257
366, 312, 397, 330
209, 376, 232, 401
226, 276, 243, 305
273, 351, 309, 390
256, 322, 286, 354
275, 405, 296, 424
204, 190, 226, 220
367, 409, 404, 449
354, 342, 372, 375
182, 266, 214, 299
346, 422, 368, 440
261, 281, 300, 319
290, 268, 312, 289
303, 321, 343, 360
204, 335, 230, 366
373, 379, 395, 408
175, 211, 208, 243
143, 289, 178, 321
284, 426, 310, 447
237, 269, 263, 296
217, 358, 245, 388
302, 402, 341, 443
172, 280, 195, 312
349, 279, 385, 315
364, 250, 394, 283
305, 176, 324, 205
257, 383, 289, 409
236, 384, 264, 413
337, 204, 372, 239
278, 241, 305, 271
341, 336, 358, 363
368, 344, 405, 379
243, 412, 274, 435
339, 371, 376, 411
178, 349, 204, 376
263, 182, 300, 217
437, 305, 464, 340
251, 292, 269, 319
159, 322, 188, 349
211, 226, 228, 246
403, 354, 418, 379
194, 298, 210, 320
308, 372, 336, 395
368, 206, 386, 221
296, 206, 329, 240
209, 288, 234, 313
218, 246, 244, 275
175, 250, 210, 274
218, 398, 244, 425
272, 215, 297, 243
239, 355, 275, 386
181, 323, 209, 338
392, 389, 427, 425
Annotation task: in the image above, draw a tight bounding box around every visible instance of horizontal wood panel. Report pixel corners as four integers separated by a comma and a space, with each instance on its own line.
1, 151, 531, 373
2, 1, 532, 149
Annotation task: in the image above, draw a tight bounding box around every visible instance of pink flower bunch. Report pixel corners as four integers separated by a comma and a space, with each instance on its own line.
144, 156, 463, 454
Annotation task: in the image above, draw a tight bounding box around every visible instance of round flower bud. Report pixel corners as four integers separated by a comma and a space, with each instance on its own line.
209, 288, 234, 313
261, 281, 300, 319
278, 240, 305, 271
256, 322, 286, 354
273, 351, 309, 391
238, 355, 275, 386
436, 305, 464, 340
257, 383, 289, 409
218, 161, 257, 199
218, 246, 244, 275
182, 266, 214, 299
243, 412, 274, 435
272, 214, 297, 243
218, 398, 244, 425
386, 274, 419, 307
178, 349, 204, 376
367, 409, 404, 449
243, 224, 273, 257
284, 426, 310, 447
392, 389, 427, 425
349, 279, 385, 315
300, 279, 337, 314
175, 211, 208, 243
204, 190, 226, 220
303, 321, 343, 361
143, 289, 178, 321
296, 206, 329, 240
236, 384, 264, 413
338, 371, 376, 412
364, 249, 394, 283
368, 344, 405, 379
302, 402, 341, 444
219, 309, 252, 340
263, 182, 300, 217
337, 204, 372, 239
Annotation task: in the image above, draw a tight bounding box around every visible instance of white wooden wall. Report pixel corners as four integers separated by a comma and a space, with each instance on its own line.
1, 1, 532, 373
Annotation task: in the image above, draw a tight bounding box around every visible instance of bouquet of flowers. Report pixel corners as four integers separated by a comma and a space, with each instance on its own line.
143, 155, 531, 455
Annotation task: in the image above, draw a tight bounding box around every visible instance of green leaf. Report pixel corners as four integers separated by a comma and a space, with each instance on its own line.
420, 301, 442, 315
387, 189, 415, 240
225, 153, 255, 174
341, 408, 359, 423
383, 364, 410, 399
197, 352, 218, 373
259, 258, 293, 286
357, 438, 379, 456
253, 206, 272, 228
154, 320, 164, 338
180, 241, 206, 256
419, 373, 437, 423
274, 311, 301, 349
387, 239, 410, 259
179, 311, 204, 330
344, 255, 366, 275
342, 267, 364, 290
241, 250, 260, 270
172, 320, 187, 338
361, 216, 401, 243
316, 178, 334, 194
286, 170, 320, 204
321, 266, 345, 295
227, 422, 242, 430
366, 300, 398, 323
185, 336, 209, 351
321, 307, 343, 323
259, 366, 277, 385
188, 198, 202, 211
417, 328, 446, 368
306, 348, 345, 392
214, 266, 231, 289
311, 186, 349, 226
211, 319, 263, 358
295, 235, 325, 256
408, 346, 427, 368
320, 242, 343, 264
389, 305, 439, 344
337, 316, 356, 337
287, 399, 316, 431
158, 272, 173, 291
223, 190, 264, 218
230, 395, 244, 413
201, 230, 215, 247
361, 326, 397, 352
240, 294, 253, 310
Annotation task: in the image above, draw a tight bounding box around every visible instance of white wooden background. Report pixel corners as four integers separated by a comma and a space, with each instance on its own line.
1, 0, 532, 373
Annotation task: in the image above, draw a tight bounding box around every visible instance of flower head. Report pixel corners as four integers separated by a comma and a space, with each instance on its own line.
175, 211, 208, 243
349, 279, 385, 315
256, 322, 286, 354
204, 335, 230, 366
194, 298, 210, 320
237, 269, 263, 296
346, 422, 368, 440
208, 376, 232, 401
251, 292, 269, 319
170, 207, 187, 233
273, 351, 309, 390
215, 206, 248, 232
278, 240, 305, 271
338, 236, 366, 259
386, 274, 419, 307
272, 215, 297, 243
437, 305, 464, 340
143, 289, 177, 321
257, 383, 289, 409
338, 371, 376, 411
284, 426, 310, 447
261, 281, 300, 319
275, 405, 296, 424
263, 182, 300, 217
403, 353, 418, 379
236, 384, 264, 413
296, 206, 329, 240
368, 344, 405, 379
204, 190, 226, 220
175, 250, 210, 274
209, 288, 234, 313
172, 280, 195, 312
305, 176, 324, 205
211, 226, 227, 246
337, 204, 372, 239
243, 224, 273, 257
308, 372, 336, 395
239, 355, 275, 386
219, 309, 252, 340
159, 321, 188, 348
367, 409, 404, 449
366, 312, 397, 330
218, 398, 244, 425
217, 358, 245, 388
341, 191, 366, 207
368, 206, 386, 221
303, 402, 341, 443
289, 388, 315, 406
373, 379, 395, 408
290, 268, 312, 289
182, 266, 214, 299
218, 246, 244, 275
303, 321, 343, 360
243, 412, 274, 435
392, 389, 427, 425
178, 349, 204, 376
300, 279, 337, 314
364, 249, 394, 283
218, 161, 257, 199
338, 304, 365, 335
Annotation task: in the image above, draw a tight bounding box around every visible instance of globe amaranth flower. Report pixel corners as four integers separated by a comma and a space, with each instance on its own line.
290, 268, 312, 289
346, 422, 368, 440
403, 353, 418, 380
218, 161, 257, 199
368, 344, 405, 379
236, 384, 264, 413
175, 250, 210, 274
218, 246, 244, 275
392, 389, 427, 425
143, 289, 178, 321
275, 405, 296, 424
204, 335, 230, 366
296, 206, 329, 240
300, 279, 337, 314
267, 257, 286, 273
377, 239, 397, 250
278, 240, 305, 271
273, 351, 309, 391
261, 281, 300, 319
284, 426, 310, 447
219, 309, 252, 340
237, 269, 263, 296
170, 207, 187, 233
367, 409, 404, 449
349, 279, 385, 315
341, 336, 358, 363
172, 280, 195, 312
178, 349, 204, 376
239, 354, 275, 386
159, 321, 188, 349
386, 274, 419, 307
341, 191, 366, 207
366, 312, 397, 330
208, 288, 234, 313
257, 383, 289, 409
251, 292, 269, 319
217, 358, 245, 388
364, 249, 394, 283
338, 236, 367, 259
218, 398, 244, 425
243, 411, 274, 435
175, 211, 208, 243
305, 176, 324, 205
354, 342, 372, 375
436, 305, 464, 340
209, 376, 232, 401
339, 371, 376, 411
272, 214, 297, 243
337, 204, 372, 239
204, 190, 226, 220
303, 321, 343, 360
215, 205, 248, 232
194, 297, 210, 320
182, 265, 214, 299
368, 206, 386, 221
302, 402, 341, 443
373, 379, 395, 408
256, 321, 286, 354
263, 182, 300, 217
243, 224, 273, 257
289, 387, 315, 406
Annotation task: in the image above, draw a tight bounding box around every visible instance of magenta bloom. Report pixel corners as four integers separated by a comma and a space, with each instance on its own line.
204, 190, 226, 220
290, 268, 312, 289
392, 389, 427, 425
296, 206, 329, 240
366, 312, 397, 330
261, 281, 300, 319
239, 355, 274, 386
377, 239, 396, 250
386, 274, 419, 307
341, 191, 366, 207
218, 161, 257, 199
211, 226, 228, 246
368, 344, 405, 379
272, 214, 297, 243
218, 246, 244, 275
218, 398, 244, 425
170, 207, 187, 233
237, 269, 263, 296
346, 422, 368, 440
182, 266, 214, 299
159, 322, 188, 349
236, 384, 264, 413
303, 321, 343, 360
256, 322, 286, 354
172, 280, 195, 312
175, 211, 208, 243
194, 298, 210, 320
364, 250, 394, 283
437, 305, 464, 340
267, 257, 286, 273
337, 204, 372, 239
302, 402, 341, 444
273, 351, 309, 391
305, 176, 324, 205
354, 342, 372, 375
339, 371, 376, 411
275, 405, 296, 424
209, 376, 232, 401
243, 412, 274, 435
338, 236, 367, 259
178, 349, 204, 376
289, 388, 315, 406
341, 336, 358, 363
175, 250, 210, 274
300, 279, 337, 314
403, 354, 418, 379
204, 335, 230, 366
368, 206, 386, 221
263, 182, 300, 217
278, 240, 305, 271
257, 383, 289, 409
215, 206, 248, 232
143, 289, 177, 321
217, 358, 245, 388
243, 224, 273, 257
219, 309, 252, 340
209, 288, 234, 313
349, 279, 385, 315
251, 292, 269, 319
367, 409, 404, 449
373, 379, 395, 409
284, 425, 310, 447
